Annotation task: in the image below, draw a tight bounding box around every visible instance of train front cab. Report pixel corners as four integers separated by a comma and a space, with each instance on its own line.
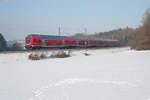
25, 35, 43, 49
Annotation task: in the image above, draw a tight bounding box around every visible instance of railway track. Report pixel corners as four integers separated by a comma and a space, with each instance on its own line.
0, 46, 127, 54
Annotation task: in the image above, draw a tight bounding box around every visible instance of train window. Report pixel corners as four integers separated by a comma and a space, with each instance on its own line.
58, 42, 62, 45
34, 39, 36, 43
25, 36, 31, 44
72, 40, 76, 43
39, 39, 41, 43
65, 40, 69, 43
46, 42, 49, 46
85, 42, 88, 45
79, 43, 84, 45
46, 42, 51, 45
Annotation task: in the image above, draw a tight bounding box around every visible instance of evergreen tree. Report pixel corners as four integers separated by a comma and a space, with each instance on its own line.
0, 33, 7, 50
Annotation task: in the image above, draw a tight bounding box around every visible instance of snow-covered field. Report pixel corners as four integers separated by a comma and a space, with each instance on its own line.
0, 47, 150, 100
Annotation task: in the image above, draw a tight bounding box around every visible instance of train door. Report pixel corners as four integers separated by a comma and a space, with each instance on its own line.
33, 37, 42, 47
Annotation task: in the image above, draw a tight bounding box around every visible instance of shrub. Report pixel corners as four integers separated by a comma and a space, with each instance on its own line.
83, 52, 90, 56
50, 50, 71, 58
28, 53, 40, 60
40, 53, 47, 59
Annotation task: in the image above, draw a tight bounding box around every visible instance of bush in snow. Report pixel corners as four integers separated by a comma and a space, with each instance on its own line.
40, 53, 47, 59
28, 53, 40, 60
82, 50, 90, 56
28, 50, 71, 60
50, 50, 71, 58
83, 52, 90, 56
28, 52, 48, 60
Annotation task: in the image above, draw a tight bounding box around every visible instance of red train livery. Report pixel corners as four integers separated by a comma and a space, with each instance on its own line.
24, 34, 120, 49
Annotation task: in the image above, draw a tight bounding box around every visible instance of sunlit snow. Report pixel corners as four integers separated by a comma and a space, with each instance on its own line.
0, 47, 150, 100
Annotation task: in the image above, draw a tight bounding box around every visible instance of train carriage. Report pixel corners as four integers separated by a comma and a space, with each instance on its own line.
40, 35, 65, 48
95, 39, 105, 47
76, 37, 88, 47
25, 34, 42, 49
88, 38, 96, 47
64, 37, 77, 48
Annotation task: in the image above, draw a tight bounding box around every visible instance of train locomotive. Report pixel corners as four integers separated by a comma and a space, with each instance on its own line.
24, 34, 120, 49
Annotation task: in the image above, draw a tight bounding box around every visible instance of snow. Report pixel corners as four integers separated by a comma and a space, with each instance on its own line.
0, 47, 150, 100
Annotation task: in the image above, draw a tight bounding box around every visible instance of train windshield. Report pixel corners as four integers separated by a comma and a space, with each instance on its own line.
25, 36, 31, 44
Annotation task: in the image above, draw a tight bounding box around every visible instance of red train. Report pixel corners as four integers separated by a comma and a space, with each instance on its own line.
24, 34, 120, 49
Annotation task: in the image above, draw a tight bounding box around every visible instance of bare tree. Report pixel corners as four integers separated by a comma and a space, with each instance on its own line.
136, 8, 150, 50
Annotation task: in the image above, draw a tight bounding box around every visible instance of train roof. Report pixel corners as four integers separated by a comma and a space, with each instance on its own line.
40, 35, 65, 40
27, 34, 66, 40
104, 39, 119, 41
76, 37, 88, 40
95, 38, 119, 41
26, 34, 119, 41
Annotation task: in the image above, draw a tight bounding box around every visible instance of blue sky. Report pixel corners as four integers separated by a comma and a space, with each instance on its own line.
0, 0, 150, 40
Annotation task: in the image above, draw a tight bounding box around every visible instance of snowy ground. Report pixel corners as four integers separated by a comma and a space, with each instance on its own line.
0, 47, 150, 100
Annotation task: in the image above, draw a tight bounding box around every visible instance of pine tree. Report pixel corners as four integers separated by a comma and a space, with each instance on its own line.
0, 33, 7, 50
